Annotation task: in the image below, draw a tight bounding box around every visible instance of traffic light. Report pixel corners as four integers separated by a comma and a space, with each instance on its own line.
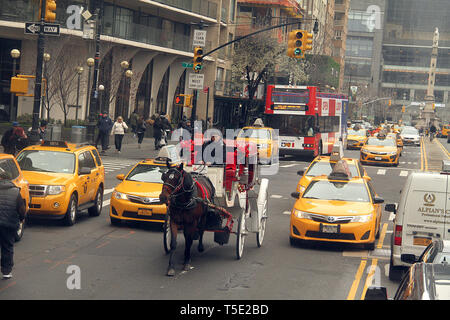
39, 0, 57, 22
302, 31, 313, 54
174, 95, 185, 106
193, 47, 203, 73
287, 30, 304, 58
388, 100, 392, 106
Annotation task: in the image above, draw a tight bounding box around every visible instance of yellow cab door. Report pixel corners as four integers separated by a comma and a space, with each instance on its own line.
77, 152, 92, 204
80, 151, 98, 202
0, 158, 29, 208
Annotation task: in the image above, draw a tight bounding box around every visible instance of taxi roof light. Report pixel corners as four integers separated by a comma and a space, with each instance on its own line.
41, 140, 69, 148
328, 160, 352, 181
154, 145, 181, 164
329, 143, 343, 162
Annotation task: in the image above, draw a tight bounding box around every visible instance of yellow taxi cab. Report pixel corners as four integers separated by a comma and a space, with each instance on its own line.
0, 153, 30, 241
360, 135, 400, 166
109, 146, 179, 225
387, 132, 403, 155
290, 160, 384, 250
16, 141, 105, 226
295, 143, 369, 194
236, 124, 277, 164
442, 125, 450, 137
346, 128, 368, 149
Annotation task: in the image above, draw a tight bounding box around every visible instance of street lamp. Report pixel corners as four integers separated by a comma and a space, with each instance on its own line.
41, 53, 51, 119
119, 61, 130, 119
85, 57, 95, 120
75, 66, 84, 124
98, 84, 105, 114
10, 49, 20, 122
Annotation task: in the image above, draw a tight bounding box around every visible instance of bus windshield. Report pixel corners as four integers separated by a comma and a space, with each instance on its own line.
272, 88, 309, 104
265, 115, 316, 137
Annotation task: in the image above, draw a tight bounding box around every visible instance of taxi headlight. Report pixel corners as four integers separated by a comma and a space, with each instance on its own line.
351, 214, 372, 223
293, 209, 312, 219
389, 151, 398, 155
113, 191, 128, 200
47, 185, 65, 195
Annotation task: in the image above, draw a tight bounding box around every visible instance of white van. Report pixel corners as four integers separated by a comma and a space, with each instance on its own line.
386, 161, 450, 280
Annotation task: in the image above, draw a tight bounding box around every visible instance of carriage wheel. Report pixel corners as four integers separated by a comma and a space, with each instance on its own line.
163, 214, 171, 254
236, 206, 248, 260
256, 190, 268, 248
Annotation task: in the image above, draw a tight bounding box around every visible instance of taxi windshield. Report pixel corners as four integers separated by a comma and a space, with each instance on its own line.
16, 150, 75, 174
302, 180, 370, 202
238, 129, 270, 139
126, 164, 168, 183
366, 137, 396, 147
348, 130, 366, 136
306, 161, 359, 177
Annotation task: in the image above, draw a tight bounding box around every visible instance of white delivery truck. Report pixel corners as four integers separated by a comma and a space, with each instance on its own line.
386, 160, 450, 280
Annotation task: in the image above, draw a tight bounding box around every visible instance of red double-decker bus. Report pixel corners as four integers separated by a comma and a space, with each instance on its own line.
264, 85, 348, 158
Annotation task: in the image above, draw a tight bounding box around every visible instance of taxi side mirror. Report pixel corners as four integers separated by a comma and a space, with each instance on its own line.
297, 170, 304, 176
116, 174, 125, 181
365, 286, 388, 300
79, 167, 91, 175
373, 196, 384, 204
364, 175, 372, 181
291, 192, 300, 199
385, 203, 397, 213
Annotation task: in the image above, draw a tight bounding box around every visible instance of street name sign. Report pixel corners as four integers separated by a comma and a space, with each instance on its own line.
25, 22, 60, 36
182, 62, 194, 68
188, 73, 204, 90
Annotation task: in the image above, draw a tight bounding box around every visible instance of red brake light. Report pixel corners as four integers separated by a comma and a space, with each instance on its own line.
394, 225, 402, 246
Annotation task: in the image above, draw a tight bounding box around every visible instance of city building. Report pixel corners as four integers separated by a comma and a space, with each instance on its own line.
0, 0, 237, 127
381, 0, 450, 124
333, 0, 350, 91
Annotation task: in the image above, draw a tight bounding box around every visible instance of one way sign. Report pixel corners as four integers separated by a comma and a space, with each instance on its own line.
25, 22, 60, 36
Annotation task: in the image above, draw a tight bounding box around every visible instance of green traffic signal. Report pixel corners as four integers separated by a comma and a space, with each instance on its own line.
294, 48, 302, 56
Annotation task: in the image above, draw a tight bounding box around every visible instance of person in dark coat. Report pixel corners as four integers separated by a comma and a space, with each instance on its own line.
0, 168, 26, 279
1, 122, 27, 156
95, 112, 113, 153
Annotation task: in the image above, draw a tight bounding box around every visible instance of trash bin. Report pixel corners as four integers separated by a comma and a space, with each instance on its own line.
49, 124, 62, 141
71, 125, 87, 144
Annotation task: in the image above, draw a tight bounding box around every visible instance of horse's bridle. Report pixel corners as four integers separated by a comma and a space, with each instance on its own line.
162, 168, 195, 208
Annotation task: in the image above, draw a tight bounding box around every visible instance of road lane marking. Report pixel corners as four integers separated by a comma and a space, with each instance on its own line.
377, 223, 389, 249
399, 171, 408, 177
376, 169, 386, 175
282, 211, 291, 215
347, 259, 367, 300
104, 188, 114, 195
280, 164, 298, 168
270, 195, 283, 199
361, 258, 378, 300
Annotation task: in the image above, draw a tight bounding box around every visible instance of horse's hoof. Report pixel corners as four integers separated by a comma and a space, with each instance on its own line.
167, 268, 175, 276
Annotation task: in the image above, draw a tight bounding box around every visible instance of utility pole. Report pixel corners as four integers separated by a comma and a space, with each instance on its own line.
29, 0, 47, 144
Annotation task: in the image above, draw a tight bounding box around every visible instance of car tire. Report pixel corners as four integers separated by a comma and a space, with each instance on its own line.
64, 194, 78, 226
88, 186, 103, 217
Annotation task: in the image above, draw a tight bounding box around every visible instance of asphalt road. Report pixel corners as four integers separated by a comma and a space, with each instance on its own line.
0, 138, 440, 302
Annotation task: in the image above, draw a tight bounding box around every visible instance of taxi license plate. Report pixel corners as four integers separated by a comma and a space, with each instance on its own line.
375, 157, 382, 161
413, 237, 432, 246
321, 224, 339, 233
138, 209, 152, 216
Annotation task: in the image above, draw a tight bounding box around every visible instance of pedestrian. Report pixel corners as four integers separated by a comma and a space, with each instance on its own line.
27, 120, 48, 142
111, 116, 128, 153
0, 167, 26, 280
129, 109, 139, 137
152, 113, 163, 150
1, 123, 27, 156
136, 116, 146, 149
96, 112, 113, 153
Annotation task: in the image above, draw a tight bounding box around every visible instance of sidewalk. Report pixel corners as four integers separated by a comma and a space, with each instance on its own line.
98, 135, 161, 160
422, 137, 449, 172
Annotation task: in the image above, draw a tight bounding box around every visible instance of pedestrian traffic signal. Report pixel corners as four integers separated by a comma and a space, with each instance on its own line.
302, 31, 313, 54
193, 47, 203, 73
287, 30, 304, 58
174, 94, 193, 108
175, 95, 185, 106
39, 0, 57, 22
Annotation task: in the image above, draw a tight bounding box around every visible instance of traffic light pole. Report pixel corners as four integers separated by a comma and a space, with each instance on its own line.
30, 0, 47, 144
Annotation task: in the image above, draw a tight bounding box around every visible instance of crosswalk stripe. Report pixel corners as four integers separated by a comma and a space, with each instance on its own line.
377, 169, 386, 175
399, 171, 409, 177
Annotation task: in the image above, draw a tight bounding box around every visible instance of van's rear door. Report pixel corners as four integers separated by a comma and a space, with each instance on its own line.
402, 173, 447, 257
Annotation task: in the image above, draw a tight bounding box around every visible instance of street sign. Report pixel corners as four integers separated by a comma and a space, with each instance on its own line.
193, 29, 207, 47
188, 73, 204, 90
182, 62, 194, 68
25, 22, 60, 36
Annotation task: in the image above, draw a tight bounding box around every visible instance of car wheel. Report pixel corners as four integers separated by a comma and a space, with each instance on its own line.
88, 186, 103, 217
64, 194, 78, 226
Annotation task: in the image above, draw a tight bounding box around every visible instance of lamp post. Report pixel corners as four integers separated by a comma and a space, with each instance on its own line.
41, 53, 51, 119
98, 84, 104, 113
10, 49, 20, 122
75, 66, 84, 124
119, 61, 129, 119
124, 69, 133, 119
85, 57, 95, 120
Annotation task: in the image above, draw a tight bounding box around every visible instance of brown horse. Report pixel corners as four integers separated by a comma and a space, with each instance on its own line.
159, 162, 216, 276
